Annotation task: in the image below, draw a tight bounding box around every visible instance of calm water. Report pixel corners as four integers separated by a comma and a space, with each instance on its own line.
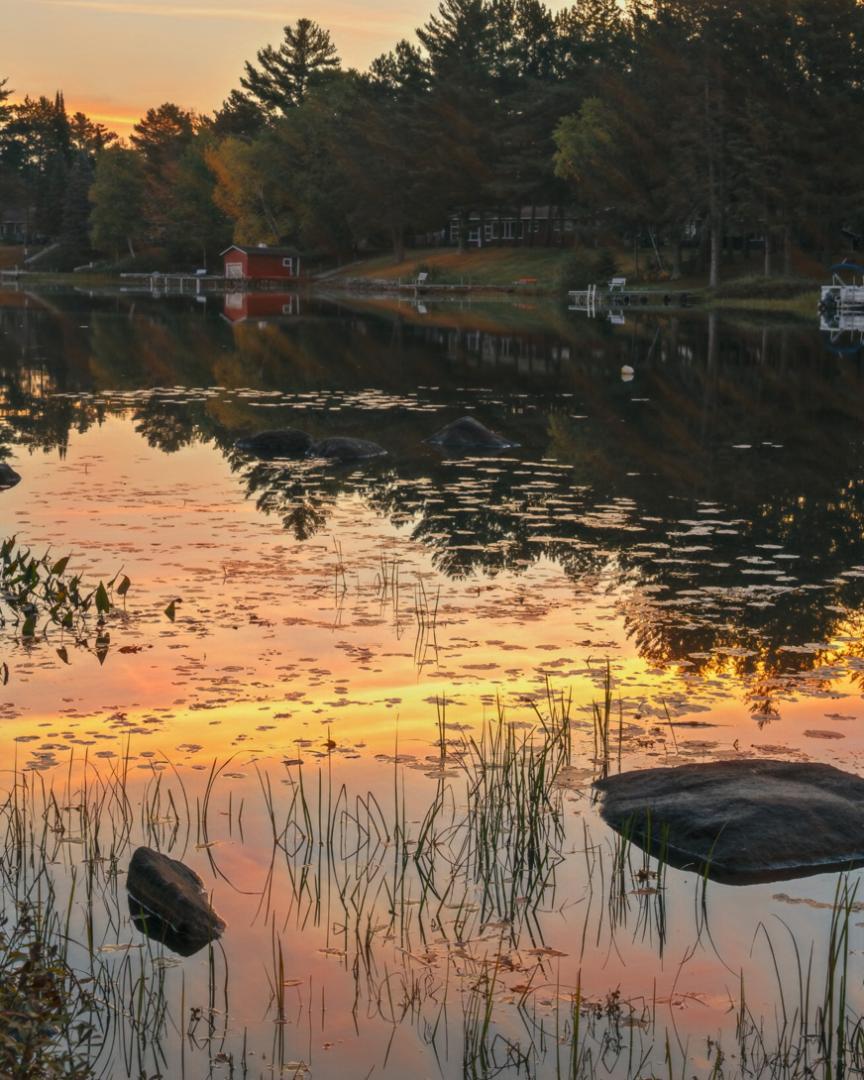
1, 287, 863, 1078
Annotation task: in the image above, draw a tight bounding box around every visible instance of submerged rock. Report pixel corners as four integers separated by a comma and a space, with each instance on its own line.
127, 847, 225, 956
307, 436, 387, 462
594, 759, 864, 885
0, 463, 21, 489
234, 428, 312, 459
426, 416, 518, 451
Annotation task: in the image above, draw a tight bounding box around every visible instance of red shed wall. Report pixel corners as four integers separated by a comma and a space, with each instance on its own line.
222, 251, 298, 280
246, 254, 296, 279
223, 251, 248, 279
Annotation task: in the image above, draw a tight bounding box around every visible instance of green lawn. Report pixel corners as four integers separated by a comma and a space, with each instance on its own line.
332, 246, 575, 288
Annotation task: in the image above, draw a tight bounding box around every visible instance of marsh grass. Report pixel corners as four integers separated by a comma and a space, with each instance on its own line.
2, 682, 864, 1078
413, 576, 440, 671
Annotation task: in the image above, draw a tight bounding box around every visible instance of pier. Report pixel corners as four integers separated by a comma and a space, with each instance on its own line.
569, 281, 691, 314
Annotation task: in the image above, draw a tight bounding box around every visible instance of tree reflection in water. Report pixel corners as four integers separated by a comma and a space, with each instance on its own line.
1, 289, 863, 692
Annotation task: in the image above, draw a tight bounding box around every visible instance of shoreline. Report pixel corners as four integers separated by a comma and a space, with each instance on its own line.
0, 270, 820, 317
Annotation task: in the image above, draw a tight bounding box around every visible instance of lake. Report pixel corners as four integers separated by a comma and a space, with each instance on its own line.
1, 286, 863, 1078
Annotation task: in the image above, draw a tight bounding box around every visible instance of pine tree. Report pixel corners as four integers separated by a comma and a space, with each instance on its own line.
240, 19, 341, 117
212, 90, 266, 138
61, 153, 95, 251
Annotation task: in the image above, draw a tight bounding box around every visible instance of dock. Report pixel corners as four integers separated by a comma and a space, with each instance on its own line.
569, 281, 691, 314
118, 272, 239, 295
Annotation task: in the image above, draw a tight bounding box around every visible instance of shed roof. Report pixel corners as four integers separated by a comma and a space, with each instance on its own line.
221, 244, 300, 257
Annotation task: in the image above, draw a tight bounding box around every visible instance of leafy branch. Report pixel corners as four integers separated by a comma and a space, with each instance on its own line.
0, 536, 130, 651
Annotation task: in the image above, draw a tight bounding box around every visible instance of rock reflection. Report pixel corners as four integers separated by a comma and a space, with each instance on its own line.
126, 847, 225, 958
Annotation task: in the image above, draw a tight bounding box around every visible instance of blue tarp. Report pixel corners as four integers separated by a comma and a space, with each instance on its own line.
830, 261, 864, 275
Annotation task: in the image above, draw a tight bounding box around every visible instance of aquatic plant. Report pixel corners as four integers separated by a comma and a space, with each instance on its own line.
0, 536, 128, 646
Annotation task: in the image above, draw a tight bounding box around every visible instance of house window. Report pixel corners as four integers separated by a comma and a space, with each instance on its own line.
225, 262, 243, 279
282, 257, 294, 274
502, 220, 516, 240
468, 227, 481, 246
484, 222, 497, 241
450, 222, 460, 243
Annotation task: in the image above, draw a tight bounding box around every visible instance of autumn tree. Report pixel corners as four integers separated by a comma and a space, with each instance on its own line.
207, 133, 298, 244
164, 133, 232, 265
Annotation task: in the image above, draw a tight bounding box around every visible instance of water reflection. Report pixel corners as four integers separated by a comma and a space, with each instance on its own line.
2, 289, 863, 691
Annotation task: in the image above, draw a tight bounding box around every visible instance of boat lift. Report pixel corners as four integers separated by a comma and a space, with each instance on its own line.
819, 261, 864, 340
820, 261, 864, 313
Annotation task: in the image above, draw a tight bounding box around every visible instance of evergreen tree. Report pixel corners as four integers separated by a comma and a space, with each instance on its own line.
90, 146, 145, 258
69, 112, 117, 155
61, 153, 95, 250
240, 19, 341, 117
6, 93, 72, 238
131, 103, 198, 245
212, 90, 266, 138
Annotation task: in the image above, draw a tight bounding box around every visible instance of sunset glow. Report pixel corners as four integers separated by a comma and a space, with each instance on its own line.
6, 0, 569, 138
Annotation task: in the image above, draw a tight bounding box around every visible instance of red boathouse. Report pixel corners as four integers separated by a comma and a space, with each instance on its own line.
221, 245, 301, 282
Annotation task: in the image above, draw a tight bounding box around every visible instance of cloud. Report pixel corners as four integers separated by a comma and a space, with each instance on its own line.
40, 0, 286, 19
38, 0, 406, 31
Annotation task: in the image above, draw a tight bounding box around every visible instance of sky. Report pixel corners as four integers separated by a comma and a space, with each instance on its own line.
3, 0, 568, 140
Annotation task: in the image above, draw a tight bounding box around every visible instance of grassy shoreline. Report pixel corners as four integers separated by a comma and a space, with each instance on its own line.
2, 261, 821, 317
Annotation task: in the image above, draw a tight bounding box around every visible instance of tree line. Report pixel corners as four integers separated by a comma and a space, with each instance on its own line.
1, 0, 863, 280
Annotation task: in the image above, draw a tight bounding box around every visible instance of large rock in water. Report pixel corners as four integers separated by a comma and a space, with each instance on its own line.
234, 428, 312, 459
426, 416, 518, 452
127, 847, 225, 956
0, 463, 21, 489
307, 436, 387, 462
594, 760, 864, 885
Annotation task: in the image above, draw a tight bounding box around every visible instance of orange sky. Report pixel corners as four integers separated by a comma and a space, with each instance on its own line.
5, 0, 571, 140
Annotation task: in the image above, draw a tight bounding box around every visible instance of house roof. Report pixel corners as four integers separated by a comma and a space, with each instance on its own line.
221, 244, 300, 257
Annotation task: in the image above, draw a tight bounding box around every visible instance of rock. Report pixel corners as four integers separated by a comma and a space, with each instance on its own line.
0, 463, 21, 489
594, 759, 864, 885
426, 416, 518, 451
127, 847, 225, 956
307, 436, 387, 462
234, 428, 312, 459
